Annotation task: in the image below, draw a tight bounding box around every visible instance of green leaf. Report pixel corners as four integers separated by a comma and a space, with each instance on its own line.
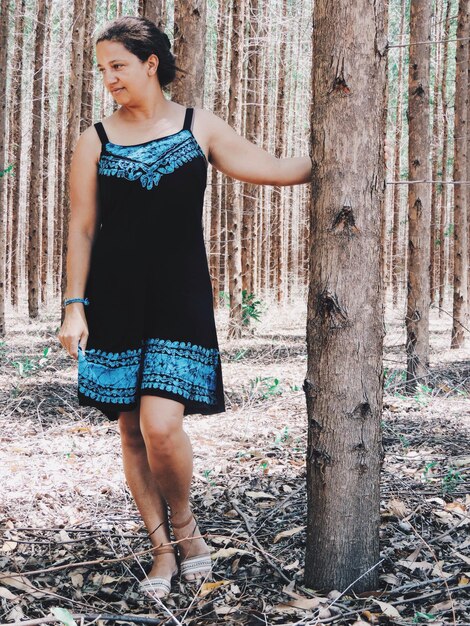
50, 607, 78, 626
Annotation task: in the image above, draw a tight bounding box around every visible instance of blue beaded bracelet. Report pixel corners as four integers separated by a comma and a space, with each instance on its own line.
63, 297, 90, 307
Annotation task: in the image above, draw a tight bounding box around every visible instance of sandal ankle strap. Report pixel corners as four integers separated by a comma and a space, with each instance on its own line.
152, 545, 176, 555
170, 511, 195, 529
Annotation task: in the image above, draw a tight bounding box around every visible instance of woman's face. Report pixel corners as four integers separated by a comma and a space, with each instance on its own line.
96, 40, 158, 101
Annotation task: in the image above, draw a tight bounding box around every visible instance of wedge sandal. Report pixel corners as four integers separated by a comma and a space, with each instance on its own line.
170, 511, 212, 582
138, 545, 179, 599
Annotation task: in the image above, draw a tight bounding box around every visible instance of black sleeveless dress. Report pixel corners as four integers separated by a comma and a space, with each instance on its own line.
77, 107, 226, 421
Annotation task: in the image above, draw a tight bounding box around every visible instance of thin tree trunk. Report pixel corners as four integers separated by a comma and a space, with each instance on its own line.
6, 0, 24, 309
304, 0, 387, 592
429, 0, 444, 304
172, 0, 206, 107
260, 2, 271, 297
0, 0, 10, 334
54, 2, 69, 299
142, 0, 165, 25
210, 0, 226, 308
41, 2, 52, 303
241, 0, 260, 302
271, 0, 287, 303
405, 0, 432, 391
61, 0, 86, 325
450, 0, 469, 348
81, 0, 97, 133
226, 0, 245, 338
391, 0, 406, 307
439, 0, 452, 315
27, 0, 47, 317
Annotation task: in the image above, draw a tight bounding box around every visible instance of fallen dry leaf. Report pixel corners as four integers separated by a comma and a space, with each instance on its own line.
0, 586, 17, 600
1, 541, 17, 552
431, 560, 452, 578
245, 490, 276, 499
1, 574, 48, 598
386, 498, 409, 518
199, 579, 230, 596
430, 599, 454, 613
375, 600, 401, 618
273, 525, 305, 543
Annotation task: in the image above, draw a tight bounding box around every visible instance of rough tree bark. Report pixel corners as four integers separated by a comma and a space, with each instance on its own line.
438, 0, 452, 315
6, 0, 24, 309
429, 0, 444, 305
391, 0, 406, 306
172, 0, 206, 107
0, 0, 9, 334
141, 0, 166, 27
450, 0, 469, 348
405, 0, 432, 391
241, 0, 260, 301
61, 0, 86, 325
225, 0, 245, 338
27, 0, 47, 317
304, 0, 387, 592
210, 0, 229, 308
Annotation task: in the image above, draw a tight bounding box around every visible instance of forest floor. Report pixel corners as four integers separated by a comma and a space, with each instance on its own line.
0, 292, 469, 626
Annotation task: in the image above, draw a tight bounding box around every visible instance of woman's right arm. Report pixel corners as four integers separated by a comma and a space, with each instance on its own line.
58, 125, 102, 360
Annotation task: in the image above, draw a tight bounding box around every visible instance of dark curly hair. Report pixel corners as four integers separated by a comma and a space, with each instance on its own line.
95, 16, 185, 89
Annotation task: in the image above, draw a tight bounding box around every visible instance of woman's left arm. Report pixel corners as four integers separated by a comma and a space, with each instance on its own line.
202, 109, 312, 186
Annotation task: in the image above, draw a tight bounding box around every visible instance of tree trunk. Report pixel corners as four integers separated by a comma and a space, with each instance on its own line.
27, 0, 47, 318
61, 0, 86, 325
142, 0, 165, 26
270, 0, 287, 304
439, 0, 452, 315
304, 0, 387, 592
0, 0, 10, 334
6, 0, 23, 310
429, 0, 444, 305
80, 0, 97, 133
260, 1, 271, 297
225, 0, 245, 339
241, 0, 260, 302
41, 2, 52, 303
172, 0, 206, 107
450, 0, 469, 348
391, 0, 406, 307
210, 0, 228, 309
405, 0, 432, 391
54, 2, 69, 300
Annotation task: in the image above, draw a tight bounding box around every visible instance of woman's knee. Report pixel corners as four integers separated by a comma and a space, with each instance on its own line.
118, 409, 145, 449
139, 397, 184, 454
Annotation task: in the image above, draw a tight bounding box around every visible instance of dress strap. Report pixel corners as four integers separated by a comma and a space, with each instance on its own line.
183, 107, 194, 131
94, 122, 110, 145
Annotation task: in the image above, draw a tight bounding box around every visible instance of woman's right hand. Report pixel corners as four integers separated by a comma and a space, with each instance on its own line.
58, 307, 89, 360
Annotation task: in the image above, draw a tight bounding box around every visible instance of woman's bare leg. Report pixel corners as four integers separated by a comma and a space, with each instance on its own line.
139, 395, 211, 580
118, 407, 177, 586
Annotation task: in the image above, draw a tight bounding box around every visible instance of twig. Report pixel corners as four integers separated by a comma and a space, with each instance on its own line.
0, 540, 176, 580
384, 573, 458, 596
387, 582, 469, 606
387, 35, 470, 49
430, 303, 470, 334
386, 179, 470, 185
230, 500, 293, 585
0, 614, 163, 626
407, 520, 457, 625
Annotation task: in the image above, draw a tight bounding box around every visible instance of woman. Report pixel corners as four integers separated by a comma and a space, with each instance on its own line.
58, 15, 312, 600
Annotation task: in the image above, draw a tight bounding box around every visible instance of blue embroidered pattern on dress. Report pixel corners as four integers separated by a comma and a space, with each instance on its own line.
98, 130, 205, 191
78, 345, 141, 405
77, 337, 218, 406
141, 338, 218, 405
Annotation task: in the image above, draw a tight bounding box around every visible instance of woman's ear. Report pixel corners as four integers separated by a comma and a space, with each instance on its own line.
147, 53, 159, 76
